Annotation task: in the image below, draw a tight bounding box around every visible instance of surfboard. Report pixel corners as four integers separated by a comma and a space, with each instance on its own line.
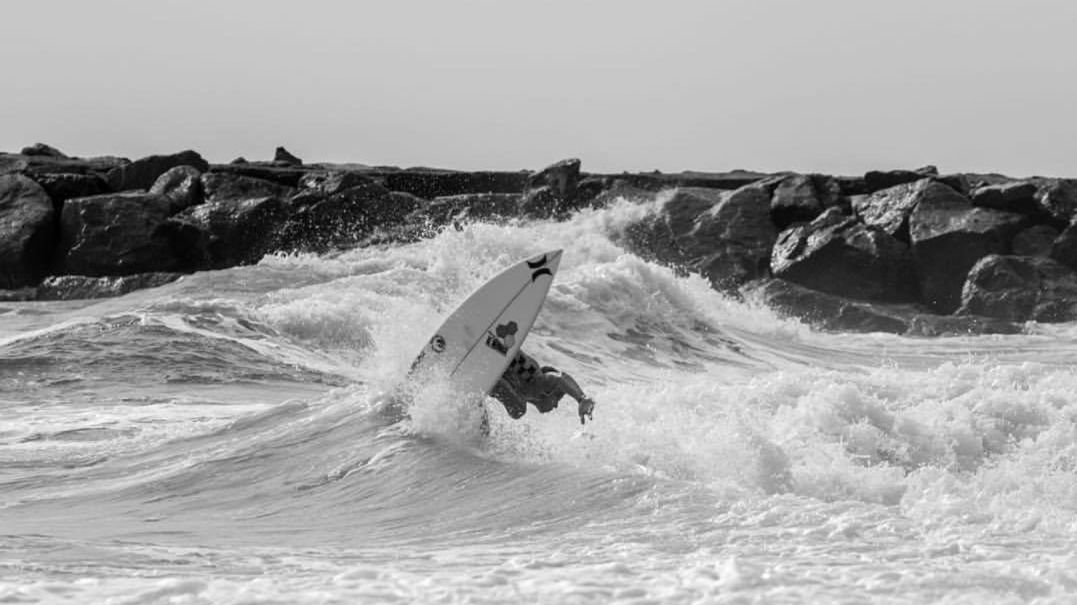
409, 249, 563, 400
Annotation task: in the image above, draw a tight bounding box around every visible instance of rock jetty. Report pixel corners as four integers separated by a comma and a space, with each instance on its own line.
2, 144, 1075, 335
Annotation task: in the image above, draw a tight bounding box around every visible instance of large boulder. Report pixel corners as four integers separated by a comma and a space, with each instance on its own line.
970, 181, 1040, 216
202, 172, 293, 203
20, 143, 68, 158
0, 175, 56, 288
525, 158, 581, 215
771, 208, 918, 302
149, 165, 204, 213
853, 179, 965, 242
624, 184, 776, 292
959, 255, 1077, 322
171, 196, 288, 269
57, 192, 179, 276
909, 194, 1028, 313
30, 172, 109, 212
1036, 179, 1077, 227
107, 150, 209, 192
864, 169, 930, 193
769, 174, 821, 230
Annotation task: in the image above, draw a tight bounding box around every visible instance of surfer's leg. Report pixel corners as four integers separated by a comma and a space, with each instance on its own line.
491, 379, 527, 419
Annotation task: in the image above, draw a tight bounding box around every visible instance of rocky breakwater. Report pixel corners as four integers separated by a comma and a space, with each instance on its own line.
2, 144, 1075, 335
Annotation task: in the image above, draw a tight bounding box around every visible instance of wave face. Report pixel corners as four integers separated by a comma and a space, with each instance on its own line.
3, 203, 1077, 603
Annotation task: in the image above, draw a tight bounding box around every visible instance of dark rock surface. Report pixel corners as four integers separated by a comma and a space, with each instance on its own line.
57, 192, 178, 276
623, 184, 776, 292
20, 143, 68, 158
202, 172, 292, 203
171, 196, 288, 269
150, 166, 204, 213
769, 174, 825, 230
107, 150, 209, 192
274, 146, 303, 166
909, 191, 1028, 313
771, 208, 917, 302
1050, 223, 1077, 270
3, 141, 1077, 331
959, 255, 1077, 322
0, 175, 56, 288
1011, 225, 1058, 257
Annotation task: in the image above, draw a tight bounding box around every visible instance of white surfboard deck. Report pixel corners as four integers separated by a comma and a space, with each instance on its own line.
409, 249, 562, 400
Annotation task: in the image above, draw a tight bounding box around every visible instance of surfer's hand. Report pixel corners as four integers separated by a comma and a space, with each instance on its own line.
578, 397, 595, 425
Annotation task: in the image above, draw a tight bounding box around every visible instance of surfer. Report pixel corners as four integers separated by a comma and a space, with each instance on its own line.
491, 349, 596, 424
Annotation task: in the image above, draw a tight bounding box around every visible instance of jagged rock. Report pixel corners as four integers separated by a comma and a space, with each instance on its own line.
425, 193, 521, 224
57, 192, 178, 276
30, 172, 108, 211
202, 172, 293, 203
171, 196, 287, 268
1050, 223, 1077, 270
970, 181, 1040, 216
771, 207, 917, 302
528, 158, 580, 202
624, 184, 776, 292
20, 143, 68, 158
959, 255, 1077, 322
149, 166, 204, 213
909, 194, 1028, 313
853, 179, 935, 242
107, 150, 209, 192
274, 146, 303, 166
0, 175, 56, 288
769, 174, 824, 230
743, 278, 909, 334
36, 272, 182, 300
1011, 225, 1058, 257
864, 169, 926, 193
1036, 179, 1077, 227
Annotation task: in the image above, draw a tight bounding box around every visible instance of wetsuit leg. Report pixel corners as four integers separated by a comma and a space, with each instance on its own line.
491, 379, 527, 419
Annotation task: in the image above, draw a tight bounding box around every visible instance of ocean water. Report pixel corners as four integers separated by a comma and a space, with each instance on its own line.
2, 201, 1076, 604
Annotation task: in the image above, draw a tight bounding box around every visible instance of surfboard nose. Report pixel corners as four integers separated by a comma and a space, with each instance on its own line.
528, 249, 562, 279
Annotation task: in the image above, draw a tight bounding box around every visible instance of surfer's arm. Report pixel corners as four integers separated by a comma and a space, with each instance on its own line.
548, 371, 595, 424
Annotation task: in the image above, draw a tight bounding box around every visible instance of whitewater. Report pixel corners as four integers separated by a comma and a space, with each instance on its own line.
2, 200, 1076, 604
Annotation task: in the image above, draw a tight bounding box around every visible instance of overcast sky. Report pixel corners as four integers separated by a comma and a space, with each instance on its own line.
3, 0, 1075, 176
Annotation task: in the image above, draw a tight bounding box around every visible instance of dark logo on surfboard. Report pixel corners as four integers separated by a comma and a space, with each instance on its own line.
485, 321, 518, 356
527, 255, 552, 282
430, 334, 446, 353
